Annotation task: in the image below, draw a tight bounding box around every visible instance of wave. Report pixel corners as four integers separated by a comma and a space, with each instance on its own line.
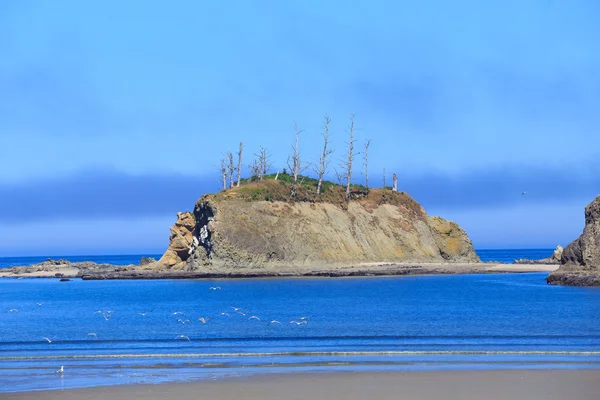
3, 350, 600, 361
3, 334, 600, 345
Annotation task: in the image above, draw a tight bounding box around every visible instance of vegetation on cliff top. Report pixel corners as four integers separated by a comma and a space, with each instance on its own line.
217, 114, 402, 204
205, 173, 425, 217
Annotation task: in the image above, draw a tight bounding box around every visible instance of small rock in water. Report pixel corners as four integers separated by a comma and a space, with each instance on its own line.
59, 278, 71, 282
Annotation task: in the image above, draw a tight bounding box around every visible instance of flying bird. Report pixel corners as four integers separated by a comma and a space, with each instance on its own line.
6, 309, 19, 313
175, 335, 190, 341
522, 191, 527, 195
209, 286, 222, 291
172, 311, 184, 316
177, 318, 191, 324
267, 320, 281, 326
219, 312, 230, 317
198, 317, 210, 324
35, 302, 45, 307
55, 366, 64, 375
87, 333, 97, 339
42, 337, 53, 343
137, 311, 152, 317
248, 316, 260, 321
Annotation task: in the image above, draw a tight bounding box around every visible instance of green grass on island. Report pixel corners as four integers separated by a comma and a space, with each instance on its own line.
208, 173, 424, 215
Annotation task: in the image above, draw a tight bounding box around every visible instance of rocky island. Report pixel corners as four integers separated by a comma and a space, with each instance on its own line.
547, 195, 600, 286
0, 176, 560, 280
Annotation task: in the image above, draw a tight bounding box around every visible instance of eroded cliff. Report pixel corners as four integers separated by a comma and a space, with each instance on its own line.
155, 181, 480, 273
547, 195, 600, 286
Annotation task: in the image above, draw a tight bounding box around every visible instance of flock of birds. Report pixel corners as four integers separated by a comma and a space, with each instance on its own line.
3, 285, 311, 377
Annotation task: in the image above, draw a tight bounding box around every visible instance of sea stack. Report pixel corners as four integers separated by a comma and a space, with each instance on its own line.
154, 180, 480, 273
547, 195, 600, 286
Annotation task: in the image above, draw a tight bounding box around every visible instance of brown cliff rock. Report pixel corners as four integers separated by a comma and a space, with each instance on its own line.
156, 182, 480, 273
547, 195, 600, 286
157, 211, 195, 269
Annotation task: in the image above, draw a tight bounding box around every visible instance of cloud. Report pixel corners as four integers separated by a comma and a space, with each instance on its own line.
0, 169, 218, 223
0, 165, 597, 224
398, 165, 599, 212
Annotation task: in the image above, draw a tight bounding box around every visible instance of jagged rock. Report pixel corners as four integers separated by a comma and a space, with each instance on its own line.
139, 257, 156, 266
156, 185, 480, 273
551, 245, 563, 262
547, 195, 600, 286
157, 212, 195, 268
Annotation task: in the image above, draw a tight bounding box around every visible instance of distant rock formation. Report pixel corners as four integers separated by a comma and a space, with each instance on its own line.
514, 245, 563, 265
154, 182, 480, 273
547, 195, 600, 286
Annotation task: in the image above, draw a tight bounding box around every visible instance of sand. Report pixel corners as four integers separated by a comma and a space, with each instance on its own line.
3, 370, 599, 400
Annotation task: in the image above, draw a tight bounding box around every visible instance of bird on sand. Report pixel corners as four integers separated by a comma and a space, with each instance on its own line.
55, 366, 64, 375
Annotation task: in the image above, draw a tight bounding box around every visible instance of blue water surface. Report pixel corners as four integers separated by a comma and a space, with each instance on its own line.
1, 272, 599, 392
0, 254, 162, 269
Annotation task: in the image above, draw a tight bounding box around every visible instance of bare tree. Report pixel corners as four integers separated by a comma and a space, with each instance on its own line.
248, 159, 261, 178
363, 139, 371, 189
255, 146, 272, 179
393, 173, 398, 192
218, 157, 228, 191
227, 152, 235, 188
287, 121, 304, 197
236, 142, 243, 187
382, 168, 386, 188
313, 114, 334, 195
343, 114, 357, 201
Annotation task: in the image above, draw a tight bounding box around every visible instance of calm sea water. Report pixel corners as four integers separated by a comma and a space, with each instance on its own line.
1, 271, 600, 392
0, 249, 554, 269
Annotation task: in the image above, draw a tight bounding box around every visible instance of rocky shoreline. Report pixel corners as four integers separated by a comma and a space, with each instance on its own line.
0, 258, 558, 280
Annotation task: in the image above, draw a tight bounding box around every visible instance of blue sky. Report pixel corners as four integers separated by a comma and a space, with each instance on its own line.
1, 0, 599, 255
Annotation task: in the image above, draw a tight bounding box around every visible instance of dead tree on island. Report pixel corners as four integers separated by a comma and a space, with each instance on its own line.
256, 146, 272, 179
219, 157, 228, 191
248, 158, 261, 178
363, 139, 371, 190
382, 168, 386, 188
314, 114, 333, 195
393, 173, 398, 192
343, 114, 357, 201
287, 121, 304, 197
227, 152, 235, 188
236, 142, 243, 187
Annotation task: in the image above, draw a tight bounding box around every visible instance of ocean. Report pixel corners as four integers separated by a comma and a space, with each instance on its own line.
3, 249, 600, 393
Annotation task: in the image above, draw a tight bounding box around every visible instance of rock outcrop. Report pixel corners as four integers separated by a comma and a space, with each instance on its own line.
156, 183, 480, 273
547, 195, 600, 286
157, 212, 195, 268
514, 245, 563, 265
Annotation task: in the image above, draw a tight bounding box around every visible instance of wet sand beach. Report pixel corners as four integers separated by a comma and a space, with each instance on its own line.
3, 370, 599, 400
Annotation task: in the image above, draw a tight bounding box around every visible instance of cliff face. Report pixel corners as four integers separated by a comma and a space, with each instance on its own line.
157, 185, 480, 272
547, 195, 600, 286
